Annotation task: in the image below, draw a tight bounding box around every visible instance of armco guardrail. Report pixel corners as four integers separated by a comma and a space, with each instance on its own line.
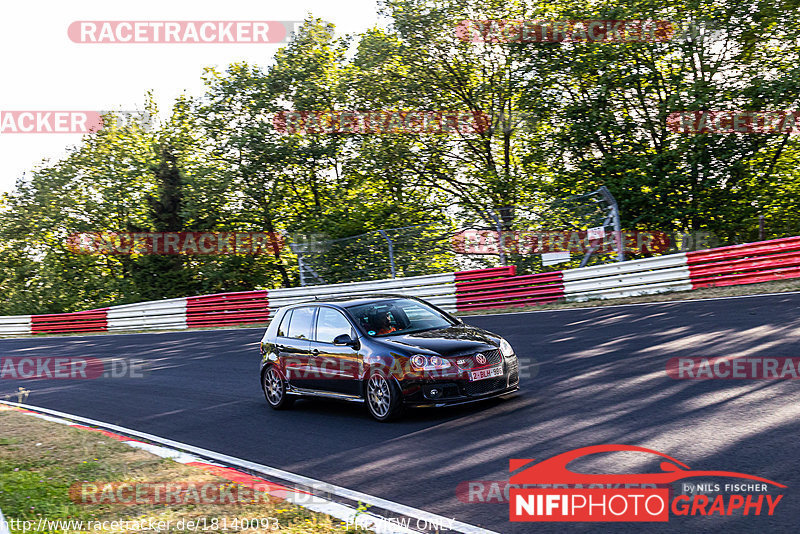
0, 315, 32, 336
455, 266, 516, 281
268, 272, 457, 314
4, 236, 800, 336
456, 268, 565, 310
687, 236, 800, 288
562, 253, 692, 302
107, 297, 187, 331
187, 291, 269, 328
30, 309, 108, 334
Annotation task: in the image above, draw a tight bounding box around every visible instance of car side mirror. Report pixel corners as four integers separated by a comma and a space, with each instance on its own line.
333, 334, 357, 347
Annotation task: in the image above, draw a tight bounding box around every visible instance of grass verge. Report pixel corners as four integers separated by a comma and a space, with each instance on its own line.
0, 405, 358, 533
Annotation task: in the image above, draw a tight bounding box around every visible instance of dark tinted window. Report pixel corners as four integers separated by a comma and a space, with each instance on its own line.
277, 310, 292, 337
287, 306, 315, 339
315, 307, 353, 343
346, 298, 454, 337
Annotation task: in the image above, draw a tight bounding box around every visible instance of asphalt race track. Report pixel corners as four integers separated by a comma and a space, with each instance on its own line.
2, 292, 800, 533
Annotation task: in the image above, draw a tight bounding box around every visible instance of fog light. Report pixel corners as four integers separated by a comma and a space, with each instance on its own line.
424, 384, 454, 400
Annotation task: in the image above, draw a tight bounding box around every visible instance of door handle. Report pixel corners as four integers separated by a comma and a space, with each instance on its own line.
310, 349, 320, 356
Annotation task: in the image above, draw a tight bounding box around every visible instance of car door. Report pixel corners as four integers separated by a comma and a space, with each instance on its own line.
307, 306, 361, 395
278, 306, 317, 389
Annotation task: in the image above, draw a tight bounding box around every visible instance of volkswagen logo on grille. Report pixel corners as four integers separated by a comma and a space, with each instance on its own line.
476, 353, 487, 365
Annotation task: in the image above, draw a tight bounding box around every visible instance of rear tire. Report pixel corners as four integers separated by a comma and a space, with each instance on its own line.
262, 366, 294, 410
365, 372, 402, 421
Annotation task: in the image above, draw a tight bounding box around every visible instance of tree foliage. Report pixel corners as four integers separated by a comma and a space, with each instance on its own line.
1, 2, 799, 313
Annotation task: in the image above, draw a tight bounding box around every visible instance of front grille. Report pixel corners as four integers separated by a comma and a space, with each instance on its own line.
463, 376, 508, 396
456, 349, 503, 370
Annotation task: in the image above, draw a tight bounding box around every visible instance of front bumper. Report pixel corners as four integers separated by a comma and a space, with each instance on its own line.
403, 385, 519, 408
399, 354, 520, 407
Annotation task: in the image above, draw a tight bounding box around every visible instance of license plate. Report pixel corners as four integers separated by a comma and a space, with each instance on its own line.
469, 365, 503, 381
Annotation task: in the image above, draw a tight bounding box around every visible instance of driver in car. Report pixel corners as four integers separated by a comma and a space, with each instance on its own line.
373, 310, 397, 335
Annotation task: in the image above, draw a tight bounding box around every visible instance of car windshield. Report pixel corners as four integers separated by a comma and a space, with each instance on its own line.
345, 298, 455, 337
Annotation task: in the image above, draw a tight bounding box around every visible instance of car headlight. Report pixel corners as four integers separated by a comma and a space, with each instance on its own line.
499, 338, 514, 357
410, 354, 451, 371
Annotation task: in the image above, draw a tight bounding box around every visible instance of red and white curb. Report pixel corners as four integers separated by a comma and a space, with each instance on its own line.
0, 401, 499, 534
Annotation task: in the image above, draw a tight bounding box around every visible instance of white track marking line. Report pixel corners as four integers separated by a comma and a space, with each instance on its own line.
3, 402, 418, 534
0, 400, 499, 534
123, 440, 210, 464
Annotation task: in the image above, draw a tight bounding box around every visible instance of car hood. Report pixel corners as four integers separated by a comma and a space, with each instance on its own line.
376, 324, 499, 358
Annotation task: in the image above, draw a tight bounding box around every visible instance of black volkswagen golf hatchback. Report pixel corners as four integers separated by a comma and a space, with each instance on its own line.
260, 295, 519, 421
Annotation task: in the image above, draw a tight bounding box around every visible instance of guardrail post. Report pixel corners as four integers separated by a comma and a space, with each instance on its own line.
599, 186, 625, 263
297, 253, 307, 287
377, 230, 397, 278
491, 213, 507, 266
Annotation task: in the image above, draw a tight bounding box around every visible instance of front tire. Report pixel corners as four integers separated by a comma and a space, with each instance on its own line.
262, 366, 294, 410
366, 373, 402, 421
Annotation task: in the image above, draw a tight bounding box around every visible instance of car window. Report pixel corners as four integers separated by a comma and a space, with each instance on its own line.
346, 298, 453, 337
315, 307, 353, 343
277, 310, 292, 337
287, 306, 315, 339
400, 302, 446, 323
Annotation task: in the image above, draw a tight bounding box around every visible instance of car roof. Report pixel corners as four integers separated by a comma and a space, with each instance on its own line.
283, 294, 414, 309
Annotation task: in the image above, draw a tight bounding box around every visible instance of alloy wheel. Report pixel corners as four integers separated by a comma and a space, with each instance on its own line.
367, 375, 391, 418
264, 367, 284, 406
